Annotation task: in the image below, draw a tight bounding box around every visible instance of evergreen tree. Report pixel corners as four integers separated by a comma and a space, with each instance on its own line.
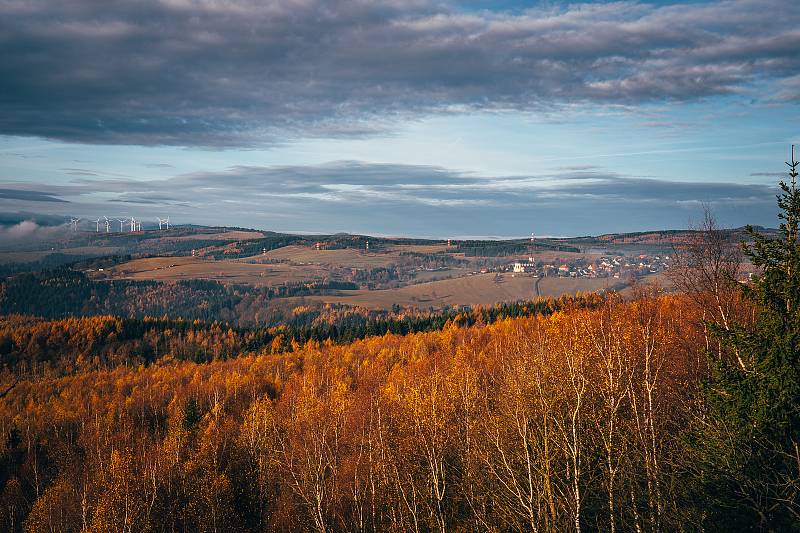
690, 146, 800, 530
183, 397, 202, 431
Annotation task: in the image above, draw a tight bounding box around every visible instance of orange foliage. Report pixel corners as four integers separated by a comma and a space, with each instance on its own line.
0, 293, 718, 531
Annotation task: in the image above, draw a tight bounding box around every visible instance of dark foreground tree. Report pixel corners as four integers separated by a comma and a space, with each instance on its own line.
689, 146, 800, 530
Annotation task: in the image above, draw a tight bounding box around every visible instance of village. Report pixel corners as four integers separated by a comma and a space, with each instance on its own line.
505, 253, 672, 280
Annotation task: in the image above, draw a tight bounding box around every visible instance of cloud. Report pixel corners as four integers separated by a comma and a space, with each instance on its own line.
0, 0, 797, 147
0, 212, 72, 227
555, 165, 602, 172
61, 168, 100, 177
0, 188, 67, 203
0, 160, 781, 235
773, 74, 800, 102
0, 220, 69, 247
750, 171, 786, 177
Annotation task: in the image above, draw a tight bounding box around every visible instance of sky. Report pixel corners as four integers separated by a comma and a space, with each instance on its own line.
0, 0, 798, 238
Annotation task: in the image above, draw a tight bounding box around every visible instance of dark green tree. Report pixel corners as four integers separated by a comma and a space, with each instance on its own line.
690, 146, 800, 530
182, 397, 202, 431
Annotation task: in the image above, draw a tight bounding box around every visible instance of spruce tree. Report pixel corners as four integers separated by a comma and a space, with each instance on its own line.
182, 397, 202, 431
691, 146, 800, 529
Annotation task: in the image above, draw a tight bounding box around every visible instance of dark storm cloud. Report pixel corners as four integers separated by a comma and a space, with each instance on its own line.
0, 0, 797, 147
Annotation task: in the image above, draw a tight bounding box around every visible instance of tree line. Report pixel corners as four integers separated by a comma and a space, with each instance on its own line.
0, 271, 365, 324
0, 291, 706, 532
0, 293, 604, 379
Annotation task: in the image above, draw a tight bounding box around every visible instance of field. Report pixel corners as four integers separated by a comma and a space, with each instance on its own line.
302, 273, 622, 309
107, 256, 325, 286
5, 225, 682, 311
109, 253, 625, 309
412, 267, 470, 282
259, 244, 449, 268
107, 238, 636, 309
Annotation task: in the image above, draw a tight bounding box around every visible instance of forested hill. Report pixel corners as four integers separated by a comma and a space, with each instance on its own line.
0, 292, 604, 378
0, 292, 742, 531
0, 269, 338, 324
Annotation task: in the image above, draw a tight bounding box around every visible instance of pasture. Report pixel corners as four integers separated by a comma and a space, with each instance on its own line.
261, 245, 403, 268
108, 256, 325, 286
303, 273, 622, 309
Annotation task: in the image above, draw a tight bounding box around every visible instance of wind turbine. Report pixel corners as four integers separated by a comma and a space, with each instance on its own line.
116, 218, 128, 232
69, 217, 81, 232
93, 218, 102, 232
103, 216, 111, 233
157, 216, 170, 230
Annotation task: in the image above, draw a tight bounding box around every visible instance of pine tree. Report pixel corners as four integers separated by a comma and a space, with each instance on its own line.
183, 397, 202, 431
690, 146, 800, 529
